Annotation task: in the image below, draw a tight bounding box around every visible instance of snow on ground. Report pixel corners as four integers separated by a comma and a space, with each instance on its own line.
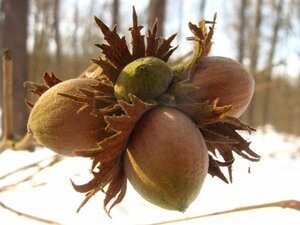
0, 126, 299, 225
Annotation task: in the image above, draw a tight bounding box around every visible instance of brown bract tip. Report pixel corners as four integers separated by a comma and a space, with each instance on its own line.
73, 94, 157, 214
92, 7, 177, 85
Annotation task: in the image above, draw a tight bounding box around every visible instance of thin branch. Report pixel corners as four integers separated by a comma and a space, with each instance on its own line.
0, 201, 64, 225
0, 155, 63, 192
145, 200, 300, 225
0, 156, 54, 180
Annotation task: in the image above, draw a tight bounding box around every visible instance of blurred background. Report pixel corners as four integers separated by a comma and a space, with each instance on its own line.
0, 0, 300, 225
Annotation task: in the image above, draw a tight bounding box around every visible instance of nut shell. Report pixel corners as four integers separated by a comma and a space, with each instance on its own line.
27, 78, 105, 156
190, 56, 255, 117
124, 107, 208, 211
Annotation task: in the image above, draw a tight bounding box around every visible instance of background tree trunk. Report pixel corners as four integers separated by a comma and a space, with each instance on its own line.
262, 0, 283, 124
148, 0, 166, 37
249, 0, 263, 73
72, 0, 79, 75
112, 0, 120, 27
2, 0, 29, 137
199, 0, 207, 18
0, 1, 3, 109
29, 0, 52, 81
245, 0, 263, 124
0, 1, 3, 45
53, 0, 62, 74
237, 0, 249, 63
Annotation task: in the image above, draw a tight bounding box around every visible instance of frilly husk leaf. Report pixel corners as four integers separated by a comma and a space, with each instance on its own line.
71, 158, 121, 214
24, 72, 62, 108
168, 95, 259, 183
73, 94, 157, 215
165, 13, 260, 183
167, 14, 217, 104
92, 6, 177, 85
186, 13, 217, 74
130, 7, 145, 59
57, 78, 117, 116
173, 98, 232, 126
200, 116, 260, 183
171, 13, 217, 82
103, 167, 127, 217
167, 92, 259, 183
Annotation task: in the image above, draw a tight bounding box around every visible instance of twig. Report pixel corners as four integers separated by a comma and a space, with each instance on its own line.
0, 155, 64, 223
0, 201, 64, 225
145, 200, 300, 225
0, 155, 63, 192
0, 155, 55, 180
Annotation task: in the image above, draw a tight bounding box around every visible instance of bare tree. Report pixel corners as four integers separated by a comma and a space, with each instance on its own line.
112, 0, 120, 27
199, 0, 207, 18
53, 0, 62, 74
83, 0, 96, 56
266, 0, 283, 74
72, 0, 79, 75
0, 1, 4, 108
88, 0, 95, 43
2, 0, 29, 137
249, 0, 263, 72
148, 0, 166, 37
237, 0, 249, 63
245, 0, 263, 124
262, 0, 283, 124
29, 0, 52, 81
0, 1, 3, 45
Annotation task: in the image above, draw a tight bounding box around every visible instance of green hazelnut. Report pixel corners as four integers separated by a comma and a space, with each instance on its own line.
114, 57, 173, 102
